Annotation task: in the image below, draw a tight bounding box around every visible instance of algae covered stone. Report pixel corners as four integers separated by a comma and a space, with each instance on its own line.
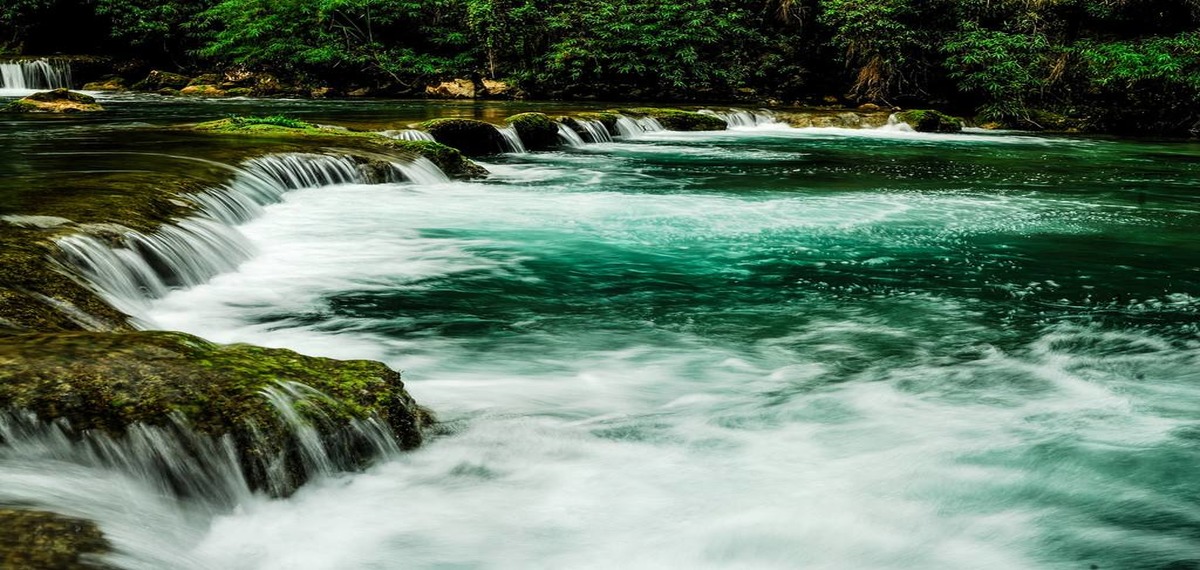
505, 113, 560, 150
0, 509, 112, 570
2, 89, 104, 114
418, 118, 506, 156
616, 108, 727, 131
0, 330, 432, 495
894, 109, 963, 133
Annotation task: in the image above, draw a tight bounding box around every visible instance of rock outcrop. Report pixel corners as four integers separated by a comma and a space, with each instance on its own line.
1, 89, 104, 114
893, 109, 963, 133
0, 509, 112, 570
506, 113, 560, 150
418, 118, 506, 156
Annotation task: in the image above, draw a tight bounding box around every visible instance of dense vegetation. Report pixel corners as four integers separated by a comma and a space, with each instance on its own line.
4, 0, 1200, 133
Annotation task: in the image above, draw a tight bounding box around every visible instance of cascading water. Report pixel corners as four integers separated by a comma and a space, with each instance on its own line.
556, 123, 587, 147
576, 119, 614, 143
0, 58, 72, 92
881, 113, 916, 132
613, 115, 664, 138
496, 125, 527, 153
378, 129, 436, 142
699, 108, 780, 128
53, 153, 450, 319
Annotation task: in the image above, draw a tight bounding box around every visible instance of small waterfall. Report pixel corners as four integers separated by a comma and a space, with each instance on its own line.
882, 113, 916, 132
577, 119, 613, 143
0, 58, 72, 91
379, 129, 436, 142
54, 153, 450, 316
556, 123, 587, 147
613, 115, 665, 138
0, 382, 402, 508
496, 125, 527, 153
699, 108, 780, 128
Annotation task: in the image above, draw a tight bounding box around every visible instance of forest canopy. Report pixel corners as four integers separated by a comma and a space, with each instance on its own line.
4, 0, 1199, 133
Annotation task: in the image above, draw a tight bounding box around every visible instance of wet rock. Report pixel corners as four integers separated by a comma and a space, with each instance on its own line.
0, 330, 433, 496
132, 70, 191, 91
1, 89, 104, 114
179, 84, 227, 97
310, 86, 336, 98
417, 118, 505, 156
0, 509, 112, 569
81, 76, 125, 92
187, 74, 220, 87
616, 107, 727, 131
505, 112, 559, 150
894, 109, 963, 133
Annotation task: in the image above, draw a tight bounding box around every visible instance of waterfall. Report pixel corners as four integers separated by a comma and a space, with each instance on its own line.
556, 123, 587, 147
613, 115, 665, 139
496, 125, 528, 153
0, 58, 72, 91
0, 382, 402, 508
54, 153, 450, 317
881, 113, 916, 132
577, 119, 613, 143
379, 129, 436, 142
699, 108, 780, 128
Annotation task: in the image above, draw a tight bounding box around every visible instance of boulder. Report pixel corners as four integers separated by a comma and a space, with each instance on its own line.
0, 330, 432, 496
0, 509, 112, 570
893, 109, 963, 133
417, 118, 505, 156
1, 89, 103, 113
132, 70, 191, 91
81, 76, 125, 92
187, 74, 220, 87
480, 79, 518, 99
505, 112, 560, 150
616, 108, 727, 131
310, 86, 336, 98
179, 84, 227, 97
425, 79, 477, 99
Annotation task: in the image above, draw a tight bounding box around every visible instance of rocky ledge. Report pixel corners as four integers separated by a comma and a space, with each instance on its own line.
1, 89, 104, 114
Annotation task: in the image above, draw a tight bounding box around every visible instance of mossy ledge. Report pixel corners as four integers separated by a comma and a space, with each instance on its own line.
1, 89, 105, 114
894, 109, 963, 133
614, 107, 727, 131
416, 118, 506, 157
505, 112, 560, 150
0, 330, 432, 496
0, 508, 113, 570
190, 117, 487, 178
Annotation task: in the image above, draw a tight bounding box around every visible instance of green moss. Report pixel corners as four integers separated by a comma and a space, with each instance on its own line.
614, 107, 727, 131
1, 90, 105, 114
505, 112, 560, 150
377, 139, 489, 178
0, 330, 432, 494
416, 118, 505, 156
0, 509, 112, 570
894, 109, 963, 133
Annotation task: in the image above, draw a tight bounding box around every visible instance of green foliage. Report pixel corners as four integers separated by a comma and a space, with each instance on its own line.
943, 24, 1051, 121
228, 114, 313, 129
818, 0, 926, 100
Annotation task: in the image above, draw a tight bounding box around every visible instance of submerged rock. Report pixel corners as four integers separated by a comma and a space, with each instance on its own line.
0, 330, 432, 496
418, 118, 506, 156
894, 109, 963, 133
0, 509, 112, 569
616, 108, 727, 131
179, 84, 227, 97
1, 89, 103, 114
505, 112, 560, 150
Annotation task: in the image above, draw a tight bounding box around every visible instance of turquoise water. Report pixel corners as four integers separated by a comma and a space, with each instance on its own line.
4, 100, 1200, 568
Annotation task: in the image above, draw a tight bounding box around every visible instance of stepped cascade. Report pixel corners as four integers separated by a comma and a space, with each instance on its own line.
0, 58, 72, 91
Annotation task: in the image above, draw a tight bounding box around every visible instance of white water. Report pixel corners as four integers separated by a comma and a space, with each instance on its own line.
556, 123, 587, 147
700, 108, 780, 128
0, 58, 72, 95
496, 125, 527, 153
576, 119, 614, 143
378, 129, 436, 142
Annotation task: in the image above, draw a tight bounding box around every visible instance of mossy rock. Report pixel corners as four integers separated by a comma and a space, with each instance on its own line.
0, 509, 112, 569
132, 70, 191, 91
1, 89, 104, 114
0, 330, 432, 495
179, 84, 227, 97
615, 107, 727, 131
81, 76, 125, 92
416, 118, 505, 156
894, 109, 963, 133
189, 118, 486, 178
505, 112, 559, 150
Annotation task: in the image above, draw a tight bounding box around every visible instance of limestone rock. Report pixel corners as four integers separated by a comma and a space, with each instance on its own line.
133, 70, 191, 91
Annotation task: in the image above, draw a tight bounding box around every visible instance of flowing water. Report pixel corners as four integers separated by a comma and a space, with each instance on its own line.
2, 96, 1199, 569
